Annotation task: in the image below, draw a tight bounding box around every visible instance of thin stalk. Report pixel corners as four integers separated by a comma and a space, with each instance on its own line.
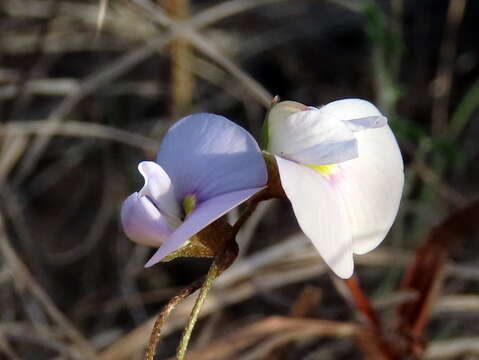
162, 0, 194, 118
144, 278, 204, 360
176, 258, 221, 359
344, 275, 382, 331
345, 276, 400, 358
146, 186, 252, 359
232, 200, 259, 234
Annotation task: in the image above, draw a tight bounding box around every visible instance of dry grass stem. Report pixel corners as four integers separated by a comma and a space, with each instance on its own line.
425, 337, 479, 359
0, 120, 159, 152
431, 0, 468, 134
12, 0, 278, 182
163, 0, 194, 118
96, 0, 109, 35
183, 317, 357, 360
0, 215, 98, 359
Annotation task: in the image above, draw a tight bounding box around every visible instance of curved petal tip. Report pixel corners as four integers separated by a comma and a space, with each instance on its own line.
121, 193, 172, 247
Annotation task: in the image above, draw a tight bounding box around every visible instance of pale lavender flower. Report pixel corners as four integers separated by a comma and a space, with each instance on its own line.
121, 113, 267, 267
264, 99, 404, 278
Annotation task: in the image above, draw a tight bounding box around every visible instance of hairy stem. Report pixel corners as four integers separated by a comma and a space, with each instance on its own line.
176, 229, 239, 359
146, 185, 257, 359
176, 258, 221, 359
144, 278, 204, 360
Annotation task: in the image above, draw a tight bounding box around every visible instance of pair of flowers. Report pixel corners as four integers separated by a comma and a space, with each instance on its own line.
121, 99, 404, 278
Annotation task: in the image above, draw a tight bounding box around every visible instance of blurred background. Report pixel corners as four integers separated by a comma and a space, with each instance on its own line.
1, 0, 478, 359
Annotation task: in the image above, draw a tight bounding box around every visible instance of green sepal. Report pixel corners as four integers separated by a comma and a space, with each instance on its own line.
261, 95, 281, 150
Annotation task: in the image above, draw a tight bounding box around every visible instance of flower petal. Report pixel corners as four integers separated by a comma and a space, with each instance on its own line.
267, 108, 358, 166
121, 193, 173, 247
262, 100, 308, 149
317, 99, 404, 253
138, 161, 181, 221
318, 98, 382, 121
275, 156, 353, 278
337, 126, 404, 254
157, 113, 267, 201
343, 115, 387, 132
145, 186, 264, 267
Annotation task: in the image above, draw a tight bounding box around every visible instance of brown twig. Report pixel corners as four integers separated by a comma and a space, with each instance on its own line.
397, 199, 479, 357
163, 0, 194, 118
344, 275, 382, 331
344, 276, 399, 359
144, 278, 204, 360
0, 215, 98, 359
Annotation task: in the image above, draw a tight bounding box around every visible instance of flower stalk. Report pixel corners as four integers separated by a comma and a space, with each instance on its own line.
177, 224, 239, 359
344, 275, 382, 331
344, 276, 399, 359
176, 257, 221, 359
144, 220, 239, 359
144, 278, 204, 360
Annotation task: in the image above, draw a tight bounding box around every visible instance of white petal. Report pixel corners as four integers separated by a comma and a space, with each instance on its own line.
268, 109, 358, 166
263, 100, 308, 149
318, 98, 382, 120
121, 193, 173, 247
275, 156, 353, 278
337, 126, 404, 254
137, 161, 181, 221
343, 115, 387, 132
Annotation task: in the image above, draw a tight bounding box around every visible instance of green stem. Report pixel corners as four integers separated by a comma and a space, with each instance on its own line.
144, 278, 204, 360
176, 258, 221, 359
232, 200, 258, 234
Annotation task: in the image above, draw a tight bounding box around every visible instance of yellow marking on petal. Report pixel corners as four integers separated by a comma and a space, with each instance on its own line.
306, 164, 340, 178
182, 194, 196, 217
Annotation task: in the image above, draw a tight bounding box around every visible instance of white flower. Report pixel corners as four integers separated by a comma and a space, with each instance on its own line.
264, 99, 404, 278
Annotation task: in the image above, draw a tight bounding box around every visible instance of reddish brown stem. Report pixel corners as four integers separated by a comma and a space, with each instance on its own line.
344, 275, 382, 331
345, 276, 401, 359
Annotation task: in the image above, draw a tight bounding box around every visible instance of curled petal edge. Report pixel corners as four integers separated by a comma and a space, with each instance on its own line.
121, 193, 173, 247
137, 161, 181, 220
